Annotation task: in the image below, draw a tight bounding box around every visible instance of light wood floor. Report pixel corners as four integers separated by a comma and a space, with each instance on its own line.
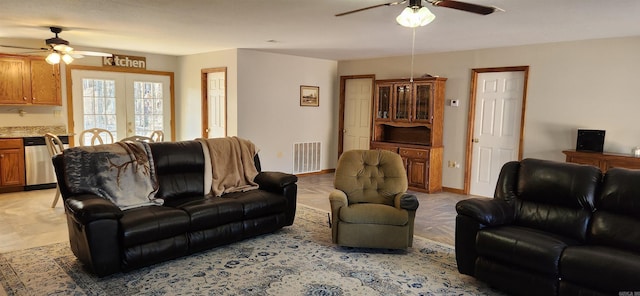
0, 173, 472, 255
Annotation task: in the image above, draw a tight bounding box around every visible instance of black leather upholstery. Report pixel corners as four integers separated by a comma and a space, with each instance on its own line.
53, 140, 298, 276
455, 158, 640, 295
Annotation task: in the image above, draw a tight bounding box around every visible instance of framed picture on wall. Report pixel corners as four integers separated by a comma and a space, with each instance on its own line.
300, 85, 319, 107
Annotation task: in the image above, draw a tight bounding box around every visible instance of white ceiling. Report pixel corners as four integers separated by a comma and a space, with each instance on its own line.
1, 0, 640, 61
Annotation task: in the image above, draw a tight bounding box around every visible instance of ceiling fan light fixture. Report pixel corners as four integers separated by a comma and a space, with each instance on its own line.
45, 52, 61, 65
62, 53, 74, 64
53, 44, 73, 52
396, 6, 436, 28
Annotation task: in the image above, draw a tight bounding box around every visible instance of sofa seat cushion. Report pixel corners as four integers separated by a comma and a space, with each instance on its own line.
120, 206, 190, 247
476, 226, 578, 275
178, 189, 287, 231
340, 203, 408, 225
560, 245, 640, 292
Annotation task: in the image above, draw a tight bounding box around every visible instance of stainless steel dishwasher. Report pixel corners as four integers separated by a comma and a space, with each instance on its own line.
23, 136, 69, 190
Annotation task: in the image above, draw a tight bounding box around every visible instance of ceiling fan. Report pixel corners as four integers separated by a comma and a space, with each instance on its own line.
336, 0, 501, 18
0, 26, 112, 64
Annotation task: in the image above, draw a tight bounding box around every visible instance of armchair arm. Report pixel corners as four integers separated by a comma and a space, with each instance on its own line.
64, 194, 123, 225
455, 197, 515, 226
254, 171, 298, 193
328, 190, 348, 243
394, 193, 419, 211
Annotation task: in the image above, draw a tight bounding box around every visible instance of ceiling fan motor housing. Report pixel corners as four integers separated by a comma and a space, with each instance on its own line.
46, 27, 69, 47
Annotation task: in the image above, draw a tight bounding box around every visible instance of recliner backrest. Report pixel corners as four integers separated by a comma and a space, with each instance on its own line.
591, 168, 640, 251
497, 158, 601, 241
334, 149, 407, 206
148, 140, 205, 201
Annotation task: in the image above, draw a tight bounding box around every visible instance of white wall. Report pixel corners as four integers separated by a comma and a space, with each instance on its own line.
338, 36, 640, 190
237, 50, 338, 173
176, 49, 238, 141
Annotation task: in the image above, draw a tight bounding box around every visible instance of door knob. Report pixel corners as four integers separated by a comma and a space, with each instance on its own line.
472, 138, 479, 143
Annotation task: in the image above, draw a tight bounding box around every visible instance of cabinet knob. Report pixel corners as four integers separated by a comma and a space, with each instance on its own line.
23, 97, 27, 101
32, 97, 36, 101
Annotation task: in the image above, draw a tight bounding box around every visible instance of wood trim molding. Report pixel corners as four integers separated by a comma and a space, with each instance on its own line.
201, 67, 227, 138
463, 66, 530, 194
443, 187, 465, 195
295, 168, 336, 177
65, 65, 176, 145
337, 74, 375, 159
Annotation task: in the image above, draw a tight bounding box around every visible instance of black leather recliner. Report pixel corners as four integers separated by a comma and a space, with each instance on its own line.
53, 140, 298, 276
455, 158, 640, 295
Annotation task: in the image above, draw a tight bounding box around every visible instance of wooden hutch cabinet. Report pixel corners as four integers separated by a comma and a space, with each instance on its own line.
370, 77, 446, 193
0, 139, 25, 192
0, 54, 61, 106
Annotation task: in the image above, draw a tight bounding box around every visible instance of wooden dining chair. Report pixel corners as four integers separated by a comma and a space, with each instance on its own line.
150, 130, 164, 142
79, 128, 114, 146
120, 135, 154, 142
44, 133, 65, 208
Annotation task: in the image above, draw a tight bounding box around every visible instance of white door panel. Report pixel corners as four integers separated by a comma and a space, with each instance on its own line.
343, 78, 372, 152
471, 71, 525, 197
207, 71, 226, 138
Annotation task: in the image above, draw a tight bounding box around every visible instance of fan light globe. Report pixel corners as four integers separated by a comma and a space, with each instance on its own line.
62, 54, 74, 64
45, 52, 61, 65
396, 6, 436, 28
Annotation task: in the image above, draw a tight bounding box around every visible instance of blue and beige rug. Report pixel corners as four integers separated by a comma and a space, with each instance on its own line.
0, 205, 501, 295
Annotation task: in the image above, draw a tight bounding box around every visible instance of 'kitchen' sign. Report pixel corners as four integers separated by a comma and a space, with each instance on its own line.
103, 55, 146, 69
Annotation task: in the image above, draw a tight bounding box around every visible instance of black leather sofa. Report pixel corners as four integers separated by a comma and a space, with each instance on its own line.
53, 140, 298, 276
455, 158, 640, 295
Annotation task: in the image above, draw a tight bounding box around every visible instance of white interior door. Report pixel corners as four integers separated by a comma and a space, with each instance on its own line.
206, 71, 226, 138
470, 71, 525, 197
343, 78, 373, 152
72, 70, 171, 143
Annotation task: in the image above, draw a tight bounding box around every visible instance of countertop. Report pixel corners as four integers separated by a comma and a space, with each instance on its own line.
0, 125, 69, 139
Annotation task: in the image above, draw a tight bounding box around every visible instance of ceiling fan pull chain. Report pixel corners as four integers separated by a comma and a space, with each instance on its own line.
410, 27, 416, 82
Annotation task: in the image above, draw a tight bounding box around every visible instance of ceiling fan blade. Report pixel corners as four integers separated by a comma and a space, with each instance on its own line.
69, 50, 112, 57
431, 0, 496, 15
336, 1, 406, 17
0, 44, 47, 51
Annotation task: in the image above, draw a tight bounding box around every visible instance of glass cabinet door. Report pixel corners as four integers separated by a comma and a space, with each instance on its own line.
394, 84, 412, 121
375, 84, 392, 120
414, 82, 432, 123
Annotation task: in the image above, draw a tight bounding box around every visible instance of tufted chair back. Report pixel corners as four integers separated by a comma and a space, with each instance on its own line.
334, 149, 408, 206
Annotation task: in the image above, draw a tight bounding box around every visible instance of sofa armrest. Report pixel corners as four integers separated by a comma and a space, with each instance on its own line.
65, 194, 124, 225
456, 197, 514, 226
254, 171, 298, 193
395, 193, 419, 211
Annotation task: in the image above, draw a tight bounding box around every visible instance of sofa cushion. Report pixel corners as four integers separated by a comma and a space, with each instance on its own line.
514, 159, 600, 241
120, 206, 190, 247
476, 225, 578, 276
560, 245, 640, 293
178, 189, 287, 231
148, 141, 205, 201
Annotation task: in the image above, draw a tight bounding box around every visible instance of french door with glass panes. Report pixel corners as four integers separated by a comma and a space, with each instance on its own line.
71, 70, 171, 143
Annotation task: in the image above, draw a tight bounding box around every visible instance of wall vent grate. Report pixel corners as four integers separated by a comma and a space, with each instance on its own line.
293, 142, 321, 174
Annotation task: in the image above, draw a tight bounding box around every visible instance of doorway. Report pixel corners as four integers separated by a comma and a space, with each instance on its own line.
201, 67, 227, 138
338, 75, 375, 158
69, 68, 174, 144
464, 66, 529, 197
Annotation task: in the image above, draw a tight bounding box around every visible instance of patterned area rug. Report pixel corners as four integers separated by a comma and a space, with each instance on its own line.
0, 205, 501, 295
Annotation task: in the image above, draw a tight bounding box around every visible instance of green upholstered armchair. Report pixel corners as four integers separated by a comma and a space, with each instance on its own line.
329, 149, 419, 249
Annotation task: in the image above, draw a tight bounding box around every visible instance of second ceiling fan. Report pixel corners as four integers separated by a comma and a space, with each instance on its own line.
336, 0, 501, 20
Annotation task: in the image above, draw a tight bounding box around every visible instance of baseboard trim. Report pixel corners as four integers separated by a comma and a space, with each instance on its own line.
295, 169, 335, 177
443, 187, 465, 195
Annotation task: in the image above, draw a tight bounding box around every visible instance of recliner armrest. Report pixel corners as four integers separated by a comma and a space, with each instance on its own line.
254, 171, 298, 193
64, 194, 124, 224
456, 197, 514, 226
395, 193, 419, 211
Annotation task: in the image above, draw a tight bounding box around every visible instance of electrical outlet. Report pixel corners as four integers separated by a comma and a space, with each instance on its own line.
450, 99, 459, 107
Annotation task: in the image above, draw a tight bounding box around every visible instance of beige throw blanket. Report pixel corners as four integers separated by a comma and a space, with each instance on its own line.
198, 137, 259, 197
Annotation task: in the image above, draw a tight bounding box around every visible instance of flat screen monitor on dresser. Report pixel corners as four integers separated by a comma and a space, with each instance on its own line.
576, 129, 605, 152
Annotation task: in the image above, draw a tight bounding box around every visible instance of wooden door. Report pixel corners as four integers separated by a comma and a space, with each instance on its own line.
0, 147, 25, 187
343, 78, 373, 152
469, 71, 526, 197
203, 69, 226, 138
0, 56, 29, 104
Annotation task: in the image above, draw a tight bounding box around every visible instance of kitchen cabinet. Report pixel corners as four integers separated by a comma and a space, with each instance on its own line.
0, 139, 25, 191
371, 77, 446, 193
0, 54, 61, 106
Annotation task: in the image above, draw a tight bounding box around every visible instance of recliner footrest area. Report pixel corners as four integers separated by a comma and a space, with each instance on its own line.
560, 246, 640, 292
339, 203, 408, 225
476, 226, 578, 275
120, 206, 190, 247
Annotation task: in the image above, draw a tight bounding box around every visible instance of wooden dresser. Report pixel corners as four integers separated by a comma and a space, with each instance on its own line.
562, 149, 640, 172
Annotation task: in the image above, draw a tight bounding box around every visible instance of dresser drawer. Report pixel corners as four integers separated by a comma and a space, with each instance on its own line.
399, 147, 429, 159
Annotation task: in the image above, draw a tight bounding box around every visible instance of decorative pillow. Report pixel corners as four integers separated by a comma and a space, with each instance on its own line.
63, 141, 162, 210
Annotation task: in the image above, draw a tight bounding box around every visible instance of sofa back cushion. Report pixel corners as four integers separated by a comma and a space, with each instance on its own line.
148, 140, 205, 201
514, 159, 601, 241
591, 168, 640, 251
